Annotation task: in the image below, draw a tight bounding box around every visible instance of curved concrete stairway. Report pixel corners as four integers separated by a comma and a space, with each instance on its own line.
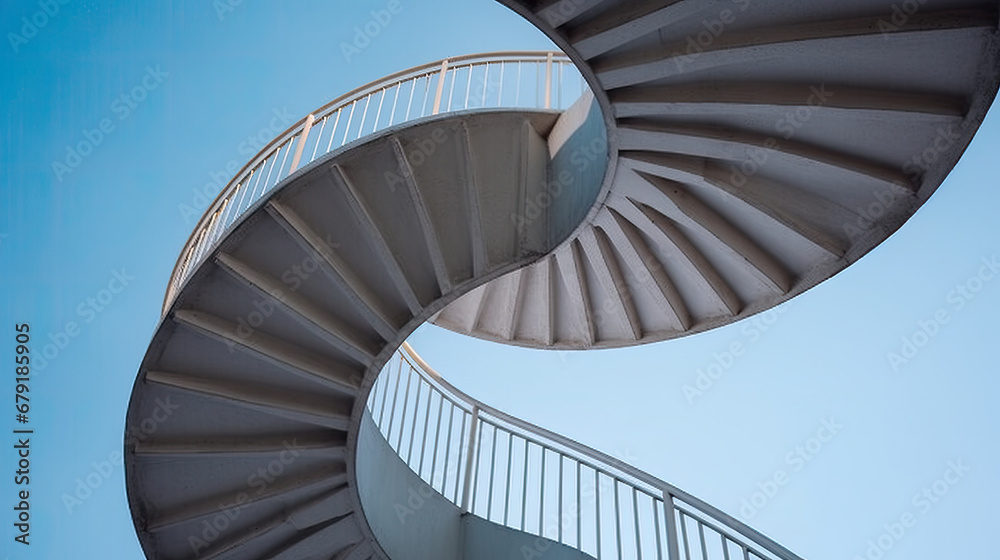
124, 109, 600, 559
432, 0, 1000, 348
124, 2, 1000, 559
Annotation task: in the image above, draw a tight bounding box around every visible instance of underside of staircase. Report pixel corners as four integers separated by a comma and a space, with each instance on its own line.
124, 1, 1000, 559
125, 110, 595, 559
433, 0, 1000, 348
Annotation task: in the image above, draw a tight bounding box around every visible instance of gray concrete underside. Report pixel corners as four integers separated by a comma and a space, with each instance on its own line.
124, 2, 1000, 558
432, 0, 1000, 349
124, 109, 602, 559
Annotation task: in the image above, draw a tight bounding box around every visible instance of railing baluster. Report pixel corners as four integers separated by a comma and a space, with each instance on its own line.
405, 77, 417, 120
595, 470, 602, 560
420, 76, 431, 117
432, 59, 449, 115
471, 416, 485, 513
504, 433, 514, 526
447, 66, 458, 111
544, 51, 553, 109
406, 379, 423, 465
326, 108, 341, 153
539, 448, 546, 535
441, 401, 455, 493
515, 61, 521, 106
576, 462, 582, 551
341, 100, 356, 147
481, 62, 489, 107
453, 412, 467, 502
558, 454, 564, 543
396, 363, 413, 451
418, 386, 433, 477
521, 439, 529, 530
385, 355, 404, 443
654, 498, 663, 560
614, 480, 622, 560
388, 84, 401, 126
722, 534, 731, 560
633, 487, 642, 560
430, 396, 443, 491
275, 137, 293, 187
464, 65, 473, 109
374, 88, 386, 131
558, 61, 564, 108
487, 424, 498, 519
262, 143, 281, 190
357, 96, 371, 140
497, 61, 505, 106
461, 405, 479, 512
377, 355, 393, 426
698, 522, 709, 560
664, 492, 682, 560
680, 512, 691, 560
289, 114, 314, 173
248, 159, 266, 206
217, 186, 239, 231
309, 115, 326, 162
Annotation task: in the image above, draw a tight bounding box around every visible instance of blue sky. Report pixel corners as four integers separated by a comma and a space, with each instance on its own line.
1, 1, 998, 559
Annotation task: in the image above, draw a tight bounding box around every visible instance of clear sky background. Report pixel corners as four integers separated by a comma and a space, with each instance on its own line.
1, 1, 997, 559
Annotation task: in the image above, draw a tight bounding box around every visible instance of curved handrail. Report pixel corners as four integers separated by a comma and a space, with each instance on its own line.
366, 342, 805, 560
162, 51, 586, 315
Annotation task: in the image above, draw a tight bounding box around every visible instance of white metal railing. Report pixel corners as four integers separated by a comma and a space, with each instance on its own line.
162, 51, 586, 314
366, 343, 806, 560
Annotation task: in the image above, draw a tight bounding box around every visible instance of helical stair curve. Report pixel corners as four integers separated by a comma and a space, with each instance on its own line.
123, 3, 1000, 560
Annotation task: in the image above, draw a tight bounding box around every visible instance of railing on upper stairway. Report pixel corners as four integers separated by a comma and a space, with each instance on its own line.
162, 51, 586, 314
367, 343, 806, 560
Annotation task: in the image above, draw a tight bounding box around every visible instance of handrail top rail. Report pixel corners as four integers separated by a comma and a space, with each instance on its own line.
162, 50, 572, 314
398, 341, 803, 560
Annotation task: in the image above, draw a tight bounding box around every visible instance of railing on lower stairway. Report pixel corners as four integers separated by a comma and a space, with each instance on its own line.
366, 343, 804, 560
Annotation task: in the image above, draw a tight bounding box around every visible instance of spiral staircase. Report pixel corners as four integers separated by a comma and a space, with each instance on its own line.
124, 2, 1000, 559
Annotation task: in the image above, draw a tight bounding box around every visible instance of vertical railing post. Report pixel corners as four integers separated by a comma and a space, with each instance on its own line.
288, 113, 315, 173
544, 52, 553, 109
662, 491, 682, 560
432, 59, 450, 115
461, 404, 480, 512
